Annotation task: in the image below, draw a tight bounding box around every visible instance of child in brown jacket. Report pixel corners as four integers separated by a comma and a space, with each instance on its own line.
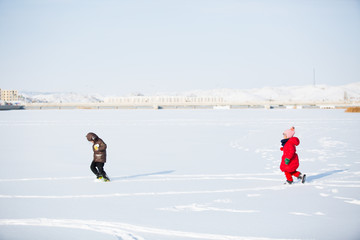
86, 132, 110, 182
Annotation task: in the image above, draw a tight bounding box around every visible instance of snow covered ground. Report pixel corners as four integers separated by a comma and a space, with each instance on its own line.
0, 109, 359, 240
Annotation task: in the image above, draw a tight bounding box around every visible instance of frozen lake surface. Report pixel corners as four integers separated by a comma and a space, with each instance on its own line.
0, 109, 359, 239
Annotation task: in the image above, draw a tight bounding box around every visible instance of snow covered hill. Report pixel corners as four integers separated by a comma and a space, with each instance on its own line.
182, 82, 360, 103
20, 82, 360, 103
20, 92, 104, 103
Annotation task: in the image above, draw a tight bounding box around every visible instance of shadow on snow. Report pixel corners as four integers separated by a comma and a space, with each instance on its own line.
306, 169, 345, 182
110, 170, 175, 182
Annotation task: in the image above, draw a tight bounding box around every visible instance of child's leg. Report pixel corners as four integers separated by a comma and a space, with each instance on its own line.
90, 161, 99, 176
284, 172, 293, 182
292, 171, 301, 178
95, 162, 107, 178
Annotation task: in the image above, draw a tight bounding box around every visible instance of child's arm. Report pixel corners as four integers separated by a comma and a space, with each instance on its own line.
283, 145, 295, 163
96, 141, 107, 151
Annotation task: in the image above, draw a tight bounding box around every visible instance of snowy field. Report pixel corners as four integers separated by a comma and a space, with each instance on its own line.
0, 109, 359, 240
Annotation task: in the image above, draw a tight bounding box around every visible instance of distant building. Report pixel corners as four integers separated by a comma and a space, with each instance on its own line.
104, 96, 224, 104
0, 89, 19, 102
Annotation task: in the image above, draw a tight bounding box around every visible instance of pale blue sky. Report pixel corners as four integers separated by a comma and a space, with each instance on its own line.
0, 0, 359, 95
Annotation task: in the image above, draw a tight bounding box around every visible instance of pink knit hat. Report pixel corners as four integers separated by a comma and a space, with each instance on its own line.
283, 127, 295, 138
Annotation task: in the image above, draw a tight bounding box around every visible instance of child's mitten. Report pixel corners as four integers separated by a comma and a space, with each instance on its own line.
285, 158, 290, 165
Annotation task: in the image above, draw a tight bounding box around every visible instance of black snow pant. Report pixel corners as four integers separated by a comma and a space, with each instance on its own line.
90, 161, 107, 178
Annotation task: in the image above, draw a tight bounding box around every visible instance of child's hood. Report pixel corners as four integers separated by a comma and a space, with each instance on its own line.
86, 132, 99, 142
288, 137, 300, 146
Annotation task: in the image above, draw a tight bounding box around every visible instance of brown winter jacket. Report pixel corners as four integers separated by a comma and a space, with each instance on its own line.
86, 132, 107, 163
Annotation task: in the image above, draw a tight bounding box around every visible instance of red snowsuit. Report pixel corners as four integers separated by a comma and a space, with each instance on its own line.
280, 137, 300, 182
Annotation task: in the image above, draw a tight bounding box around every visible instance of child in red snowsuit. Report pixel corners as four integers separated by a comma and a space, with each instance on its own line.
280, 127, 306, 184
